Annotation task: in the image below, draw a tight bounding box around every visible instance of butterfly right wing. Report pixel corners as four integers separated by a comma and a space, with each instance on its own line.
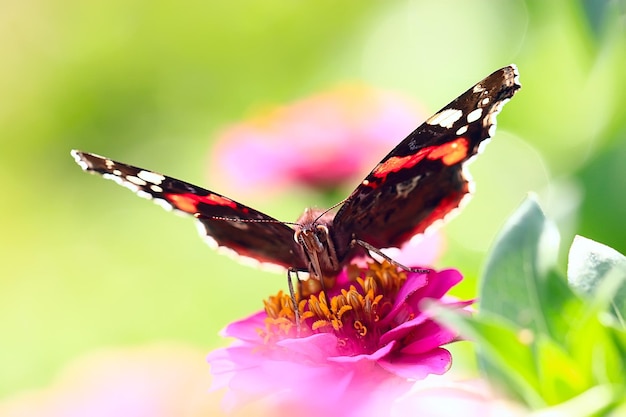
71, 150, 307, 272
331, 65, 521, 256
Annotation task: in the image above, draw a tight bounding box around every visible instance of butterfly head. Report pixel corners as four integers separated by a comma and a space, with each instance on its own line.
293, 207, 339, 281
293, 208, 333, 251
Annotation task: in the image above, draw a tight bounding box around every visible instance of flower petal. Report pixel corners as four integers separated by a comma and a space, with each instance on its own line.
378, 348, 452, 379
378, 272, 429, 327
382, 232, 445, 267
379, 312, 430, 346
391, 377, 527, 417
276, 333, 340, 361
328, 340, 397, 364
210, 85, 424, 195
219, 311, 267, 341
207, 263, 471, 414
400, 323, 457, 355
411, 269, 463, 301
380, 298, 473, 346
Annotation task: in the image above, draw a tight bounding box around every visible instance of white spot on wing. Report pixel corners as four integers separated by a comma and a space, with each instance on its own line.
195, 221, 219, 249
473, 83, 485, 93
153, 198, 174, 211
126, 175, 147, 186
70, 150, 90, 171
416, 66, 522, 242
466, 108, 483, 123
102, 173, 139, 192
426, 108, 463, 128
259, 262, 288, 275
76, 160, 89, 171
137, 170, 165, 185
511, 64, 521, 85
455, 125, 468, 136
72, 150, 292, 277
217, 245, 248, 263
136, 190, 152, 200
476, 137, 493, 156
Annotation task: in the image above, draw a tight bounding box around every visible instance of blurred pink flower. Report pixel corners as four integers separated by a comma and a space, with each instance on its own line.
391, 377, 527, 417
210, 84, 424, 195
0, 344, 222, 417
207, 260, 472, 417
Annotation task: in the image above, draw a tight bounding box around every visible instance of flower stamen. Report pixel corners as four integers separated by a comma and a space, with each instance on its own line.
354, 321, 367, 336
261, 260, 410, 354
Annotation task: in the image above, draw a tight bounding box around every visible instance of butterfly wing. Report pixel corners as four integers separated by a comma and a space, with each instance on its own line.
332, 65, 521, 255
71, 150, 307, 271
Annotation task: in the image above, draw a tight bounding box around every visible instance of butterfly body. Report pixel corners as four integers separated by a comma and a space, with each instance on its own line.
293, 208, 349, 282
72, 65, 520, 284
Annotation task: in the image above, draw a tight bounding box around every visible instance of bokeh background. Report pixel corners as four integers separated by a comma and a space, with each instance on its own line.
1, 0, 624, 412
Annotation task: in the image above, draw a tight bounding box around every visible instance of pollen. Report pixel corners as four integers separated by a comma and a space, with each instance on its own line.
260, 260, 408, 354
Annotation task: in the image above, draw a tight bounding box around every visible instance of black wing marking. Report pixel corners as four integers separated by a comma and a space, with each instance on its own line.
332, 65, 521, 255
71, 150, 307, 271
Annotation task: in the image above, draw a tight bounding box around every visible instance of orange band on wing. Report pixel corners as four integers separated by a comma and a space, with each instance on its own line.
426, 137, 469, 166
372, 148, 431, 178
166, 193, 237, 213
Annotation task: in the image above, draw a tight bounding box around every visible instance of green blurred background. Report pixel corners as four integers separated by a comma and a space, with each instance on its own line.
1, 0, 624, 400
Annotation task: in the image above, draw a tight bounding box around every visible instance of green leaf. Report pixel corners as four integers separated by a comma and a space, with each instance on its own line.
607, 325, 626, 361
429, 305, 546, 408
479, 196, 578, 343
564, 286, 626, 389
534, 335, 589, 404
568, 235, 626, 325
530, 385, 619, 417
476, 196, 601, 406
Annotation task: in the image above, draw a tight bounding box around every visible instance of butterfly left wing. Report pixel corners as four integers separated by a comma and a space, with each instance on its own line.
332, 65, 521, 255
71, 150, 307, 271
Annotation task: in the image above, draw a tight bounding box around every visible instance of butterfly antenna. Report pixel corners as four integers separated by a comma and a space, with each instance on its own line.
203, 215, 301, 227
312, 197, 349, 223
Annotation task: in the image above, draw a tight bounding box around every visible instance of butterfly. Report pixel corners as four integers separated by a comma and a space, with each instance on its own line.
72, 65, 520, 292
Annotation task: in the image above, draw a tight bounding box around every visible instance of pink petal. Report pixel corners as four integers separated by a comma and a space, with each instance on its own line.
220, 310, 266, 341
328, 340, 397, 364
400, 323, 457, 355
378, 273, 428, 327
391, 378, 527, 417
0, 344, 219, 417
276, 333, 340, 361
396, 271, 430, 303
382, 232, 445, 267
379, 313, 430, 346
206, 262, 472, 414
218, 354, 358, 415
210, 85, 424, 196
407, 269, 463, 306
381, 299, 473, 347
378, 348, 451, 379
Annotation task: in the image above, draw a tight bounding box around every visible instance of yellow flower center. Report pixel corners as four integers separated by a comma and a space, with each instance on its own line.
261, 261, 408, 354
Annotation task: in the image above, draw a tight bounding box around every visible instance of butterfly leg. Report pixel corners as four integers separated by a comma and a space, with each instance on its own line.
353, 239, 431, 274
287, 268, 301, 335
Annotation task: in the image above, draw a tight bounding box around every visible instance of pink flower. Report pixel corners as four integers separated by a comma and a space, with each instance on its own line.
207, 260, 472, 417
209, 84, 424, 196
391, 377, 527, 417
0, 344, 222, 417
